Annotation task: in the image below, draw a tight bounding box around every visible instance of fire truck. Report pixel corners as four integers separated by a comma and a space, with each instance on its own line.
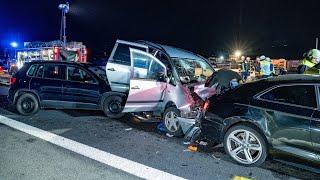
15, 40, 87, 69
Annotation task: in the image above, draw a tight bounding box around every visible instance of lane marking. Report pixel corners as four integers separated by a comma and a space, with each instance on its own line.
0, 115, 186, 180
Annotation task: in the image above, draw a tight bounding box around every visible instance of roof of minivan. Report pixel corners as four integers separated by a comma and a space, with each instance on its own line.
137, 40, 206, 61
159, 45, 205, 61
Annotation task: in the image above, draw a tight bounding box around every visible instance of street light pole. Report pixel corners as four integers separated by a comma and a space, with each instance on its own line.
63, 11, 67, 46
59, 2, 70, 47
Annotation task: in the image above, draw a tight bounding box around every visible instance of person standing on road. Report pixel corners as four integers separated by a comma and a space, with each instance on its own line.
240, 57, 250, 81
266, 57, 275, 75
259, 55, 272, 78
297, 49, 320, 74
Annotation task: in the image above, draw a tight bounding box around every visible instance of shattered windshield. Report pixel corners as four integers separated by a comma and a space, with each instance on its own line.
171, 58, 214, 83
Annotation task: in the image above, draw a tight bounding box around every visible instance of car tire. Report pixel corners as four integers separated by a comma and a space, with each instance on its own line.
224, 124, 267, 167
16, 93, 40, 116
162, 107, 183, 137
103, 95, 125, 119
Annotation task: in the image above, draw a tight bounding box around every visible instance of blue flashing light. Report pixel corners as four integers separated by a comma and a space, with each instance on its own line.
10, 42, 18, 48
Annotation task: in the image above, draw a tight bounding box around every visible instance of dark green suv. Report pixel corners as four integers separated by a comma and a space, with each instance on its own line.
201, 75, 320, 168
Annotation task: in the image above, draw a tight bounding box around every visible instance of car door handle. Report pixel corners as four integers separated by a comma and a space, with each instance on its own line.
107, 68, 116, 71
131, 86, 140, 90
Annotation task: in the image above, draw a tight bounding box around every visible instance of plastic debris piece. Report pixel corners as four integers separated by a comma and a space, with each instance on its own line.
211, 154, 221, 160
183, 141, 191, 145
232, 176, 252, 180
187, 145, 198, 152
157, 122, 166, 133
125, 128, 133, 131
166, 133, 174, 137
199, 141, 208, 146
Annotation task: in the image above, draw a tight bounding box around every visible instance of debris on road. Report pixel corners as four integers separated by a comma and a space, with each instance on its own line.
187, 145, 198, 152
232, 175, 252, 180
157, 122, 166, 133
183, 141, 191, 145
166, 133, 174, 138
199, 141, 208, 146
211, 153, 221, 160
125, 128, 133, 131
183, 126, 201, 146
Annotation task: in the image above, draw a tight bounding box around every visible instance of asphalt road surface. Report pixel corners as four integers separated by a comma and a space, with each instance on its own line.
0, 85, 319, 180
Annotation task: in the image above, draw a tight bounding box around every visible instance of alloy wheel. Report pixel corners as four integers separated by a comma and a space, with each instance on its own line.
226, 129, 263, 165
164, 111, 180, 133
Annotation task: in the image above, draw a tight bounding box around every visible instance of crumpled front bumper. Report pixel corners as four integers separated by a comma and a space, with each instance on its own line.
177, 117, 196, 134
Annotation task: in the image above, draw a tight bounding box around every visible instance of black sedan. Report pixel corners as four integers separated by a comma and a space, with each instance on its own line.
201, 75, 320, 167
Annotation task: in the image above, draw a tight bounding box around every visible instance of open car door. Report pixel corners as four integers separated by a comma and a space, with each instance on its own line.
106, 40, 148, 92
123, 48, 167, 112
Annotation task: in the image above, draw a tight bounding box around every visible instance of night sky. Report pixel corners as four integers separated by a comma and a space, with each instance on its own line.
1, 0, 320, 59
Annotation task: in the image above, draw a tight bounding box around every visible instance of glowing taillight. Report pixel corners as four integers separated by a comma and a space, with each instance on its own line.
10, 77, 17, 85
203, 100, 210, 111
54, 47, 59, 54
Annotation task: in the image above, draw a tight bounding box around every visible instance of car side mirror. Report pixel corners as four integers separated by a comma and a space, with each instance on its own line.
180, 76, 190, 83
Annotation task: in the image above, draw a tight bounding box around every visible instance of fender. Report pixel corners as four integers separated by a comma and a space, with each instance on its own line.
222, 116, 269, 143
98, 91, 127, 109
164, 101, 176, 111
13, 89, 41, 106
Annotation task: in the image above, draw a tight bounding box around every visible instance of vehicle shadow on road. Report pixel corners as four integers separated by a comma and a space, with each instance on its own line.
60, 109, 159, 132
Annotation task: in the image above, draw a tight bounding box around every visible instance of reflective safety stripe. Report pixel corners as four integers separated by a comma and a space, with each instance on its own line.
300, 59, 315, 68
259, 60, 271, 76
304, 67, 320, 75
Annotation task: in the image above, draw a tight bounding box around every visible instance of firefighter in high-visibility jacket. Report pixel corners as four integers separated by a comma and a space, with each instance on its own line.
259, 56, 272, 78
297, 49, 320, 74
240, 56, 250, 81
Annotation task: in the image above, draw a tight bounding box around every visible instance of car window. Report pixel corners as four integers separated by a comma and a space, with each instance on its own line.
132, 52, 152, 79
27, 64, 37, 77
67, 66, 96, 84
112, 43, 147, 65
44, 64, 63, 80
132, 51, 165, 80
87, 66, 107, 81
149, 60, 166, 80
36, 65, 44, 78
260, 85, 316, 108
